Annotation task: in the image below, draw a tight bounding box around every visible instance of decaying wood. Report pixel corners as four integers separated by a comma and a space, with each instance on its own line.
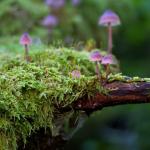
73, 81, 150, 111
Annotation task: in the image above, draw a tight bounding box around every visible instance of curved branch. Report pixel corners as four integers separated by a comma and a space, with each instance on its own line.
73, 81, 150, 111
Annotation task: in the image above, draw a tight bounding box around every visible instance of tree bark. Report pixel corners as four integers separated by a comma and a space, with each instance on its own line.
73, 81, 150, 111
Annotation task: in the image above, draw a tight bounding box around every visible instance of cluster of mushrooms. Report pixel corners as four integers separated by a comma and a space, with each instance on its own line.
90, 10, 121, 84
19, 10, 121, 82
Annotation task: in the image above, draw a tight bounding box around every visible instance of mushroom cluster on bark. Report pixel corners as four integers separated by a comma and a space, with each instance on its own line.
90, 50, 115, 84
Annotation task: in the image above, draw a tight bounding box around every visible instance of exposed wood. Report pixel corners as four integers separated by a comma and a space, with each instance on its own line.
73, 81, 150, 111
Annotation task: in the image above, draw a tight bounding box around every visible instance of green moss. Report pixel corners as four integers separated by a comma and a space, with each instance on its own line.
0, 47, 105, 149
108, 73, 150, 83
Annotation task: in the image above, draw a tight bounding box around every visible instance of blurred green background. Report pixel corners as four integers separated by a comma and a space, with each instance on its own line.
0, 0, 150, 149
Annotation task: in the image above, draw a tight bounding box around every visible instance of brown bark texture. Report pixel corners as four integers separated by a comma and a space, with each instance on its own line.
73, 81, 150, 111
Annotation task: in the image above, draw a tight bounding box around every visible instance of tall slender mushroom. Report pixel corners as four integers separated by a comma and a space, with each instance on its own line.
19, 33, 32, 62
90, 51, 102, 83
101, 54, 113, 80
99, 10, 121, 54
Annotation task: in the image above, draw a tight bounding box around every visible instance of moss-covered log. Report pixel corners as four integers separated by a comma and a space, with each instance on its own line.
0, 47, 150, 149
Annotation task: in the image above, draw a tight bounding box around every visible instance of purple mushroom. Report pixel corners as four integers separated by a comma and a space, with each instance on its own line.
72, 0, 80, 6
90, 50, 102, 82
42, 15, 58, 28
101, 54, 113, 79
45, 0, 65, 9
42, 15, 58, 42
20, 33, 32, 62
99, 10, 121, 54
71, 70, 81, 78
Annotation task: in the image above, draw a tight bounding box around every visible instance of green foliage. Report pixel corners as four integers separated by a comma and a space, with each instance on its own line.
0, 0, 47, 35
108, 73, 150, 82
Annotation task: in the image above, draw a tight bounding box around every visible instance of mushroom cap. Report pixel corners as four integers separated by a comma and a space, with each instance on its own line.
90, 51, 102, 62
99, 10, 121, 26
42, 15, 58, 27
19, 33, 32, 45
101, 54, 114, 65
45, 0, 65, 9
71, 70, 81, 78
72, 0, 80, 6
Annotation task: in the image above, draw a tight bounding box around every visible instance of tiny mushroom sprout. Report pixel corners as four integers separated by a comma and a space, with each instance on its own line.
71, 70, 81, 78
101, 54, 114, 79
19, 32, 32, 62
99, 10, 121, 54
90, 50, 102, 83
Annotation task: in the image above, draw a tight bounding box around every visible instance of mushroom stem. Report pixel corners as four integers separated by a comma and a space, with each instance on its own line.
105, 64, 110, 79
48, 28, 52, 44
95, 62, 102, 84
25, 44, 30, 62
108, 23, 113, 54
